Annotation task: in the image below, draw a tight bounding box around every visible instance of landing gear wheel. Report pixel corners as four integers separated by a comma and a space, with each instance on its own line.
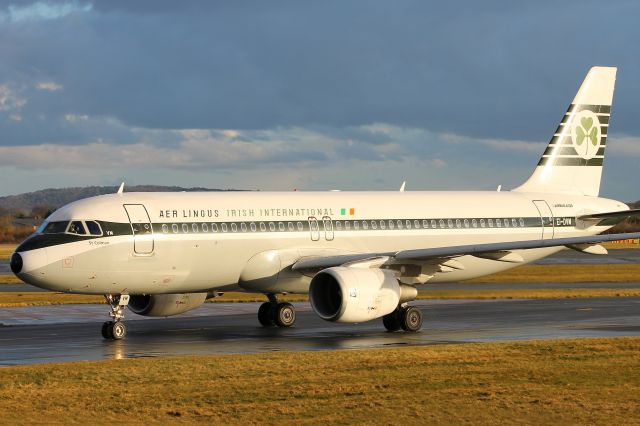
400, 306, 423, 332
274, 302, 296, 328
382, 311, 402, 332
101, 321, 113, 339
258, 302, 275, 327
111, 321, 127, 340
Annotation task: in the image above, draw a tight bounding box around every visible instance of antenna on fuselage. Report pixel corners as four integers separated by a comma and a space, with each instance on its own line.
399, 181, 406, 192
117, 182, 125, 194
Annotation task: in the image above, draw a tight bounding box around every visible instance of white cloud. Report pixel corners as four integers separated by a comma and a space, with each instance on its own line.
442, 132, 545, 153
36, 81, 63, 91
0, 84, 26, 113
1, 1, 92, 23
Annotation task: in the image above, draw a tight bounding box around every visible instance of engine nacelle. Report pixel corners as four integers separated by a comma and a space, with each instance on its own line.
309, 267, 417, 323
128, 293, 207, 317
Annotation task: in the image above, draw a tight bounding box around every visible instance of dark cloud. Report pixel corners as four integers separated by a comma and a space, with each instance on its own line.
0, 0, 639, 146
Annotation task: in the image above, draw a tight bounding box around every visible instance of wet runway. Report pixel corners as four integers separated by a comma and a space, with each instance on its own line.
1, 298, 639, 365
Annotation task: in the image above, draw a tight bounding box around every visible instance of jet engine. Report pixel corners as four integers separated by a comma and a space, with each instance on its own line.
309, 267, 417, 323
128, 293, 208, 317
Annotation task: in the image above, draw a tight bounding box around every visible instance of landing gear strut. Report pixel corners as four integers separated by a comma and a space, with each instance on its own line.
101, 294, 130, 340
382, 304, 423, 333
258, 294, 296, 328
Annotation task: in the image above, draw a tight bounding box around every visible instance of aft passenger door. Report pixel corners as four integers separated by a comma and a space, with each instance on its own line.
532, 200, 554, 239
322, 216, 334, 241
123, 204, 154, 254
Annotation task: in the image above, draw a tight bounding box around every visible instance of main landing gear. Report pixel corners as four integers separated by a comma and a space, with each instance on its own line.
257, 294, 296, 328
101, 294, 130, 340
382, 304, 423, 333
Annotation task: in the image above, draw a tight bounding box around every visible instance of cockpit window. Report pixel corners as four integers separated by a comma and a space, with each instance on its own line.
85, 221, 102, 236
42, 221, 70, 234
67, 221, 87, 235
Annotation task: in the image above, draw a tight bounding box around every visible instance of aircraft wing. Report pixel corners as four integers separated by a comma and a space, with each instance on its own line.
291, 231, 640, 272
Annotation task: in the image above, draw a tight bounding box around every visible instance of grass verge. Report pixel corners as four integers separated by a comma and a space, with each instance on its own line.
0, 244, 15, 261
469, 264, 640, 283
0, 337, 638, 424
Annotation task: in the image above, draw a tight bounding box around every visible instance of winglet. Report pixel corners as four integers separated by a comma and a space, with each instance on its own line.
117, 182, 125, 194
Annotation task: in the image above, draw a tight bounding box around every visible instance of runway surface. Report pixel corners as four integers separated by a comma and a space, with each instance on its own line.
1, 297, 639, 365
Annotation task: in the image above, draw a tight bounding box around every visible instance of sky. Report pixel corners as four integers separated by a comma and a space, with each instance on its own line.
0, 0, 639, 200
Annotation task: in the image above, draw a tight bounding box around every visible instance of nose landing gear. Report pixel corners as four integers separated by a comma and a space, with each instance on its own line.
101, 294, 130, 340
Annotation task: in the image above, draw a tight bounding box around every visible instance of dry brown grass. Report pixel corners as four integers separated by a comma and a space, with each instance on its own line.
0, 337, 638, 424
0, 244, 15, 261
469, 264, 640, 283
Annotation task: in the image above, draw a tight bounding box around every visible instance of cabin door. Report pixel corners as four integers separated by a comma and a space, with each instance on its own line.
532, 200, 554, 239
123, 204, 154, 254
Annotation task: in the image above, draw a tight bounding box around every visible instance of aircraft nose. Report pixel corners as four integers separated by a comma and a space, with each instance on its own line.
10, 252, 23, 274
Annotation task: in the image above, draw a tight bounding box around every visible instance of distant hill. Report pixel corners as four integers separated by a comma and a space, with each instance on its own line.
0, 185, 235, 212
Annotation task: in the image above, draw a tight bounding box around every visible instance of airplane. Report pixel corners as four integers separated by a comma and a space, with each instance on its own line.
9, 66, 640, 340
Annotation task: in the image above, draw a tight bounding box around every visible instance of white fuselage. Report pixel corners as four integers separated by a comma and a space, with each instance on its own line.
14, 190, 625, 295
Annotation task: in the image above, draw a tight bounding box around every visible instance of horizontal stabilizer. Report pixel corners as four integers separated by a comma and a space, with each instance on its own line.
578, 209, 640, 221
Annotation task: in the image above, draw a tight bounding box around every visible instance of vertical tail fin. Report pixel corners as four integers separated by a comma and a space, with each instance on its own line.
513, 66, 616, 196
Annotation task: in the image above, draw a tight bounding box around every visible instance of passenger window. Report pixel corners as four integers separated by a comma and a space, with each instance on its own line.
86, 221, 102, 236
464, 219, 469, 228
362, 221, 369, 230
231, 223, 238, 232
345, 221, 351, 230
504, 219, 509, 227
423, 220, 429, 229
250, 222, 257, 232
414, 220, 420, 229
278, 222, 285, 231
297, 222, 303, 231
202, 223, 209, 232
288, 222, 294, 231
519, 218, 525, 227
472, 219, 478, 228
431, 220, 437, 229
336, 221, 342, 230
67, 221, 87, 235
406, 220, 412, 229
182, 224, 189, 233
369, 221, 376, 230
511, 218, 517, 227
172, 224, 179, 233
192, 223, 199, 233
260, 222, 266, 231
211, 223, 218, 232
380, 220, 385, 230
480, 219, 486, 228
389, 220, 394, 230
397, 220, 403, 229
446, 219, 452, 229
439, 219, 445, 229
162, 224, 169, 234
496, 219, 502, 228
488, 219, 493, 227
269, 222, 275, 232
221, 223, 228, 232
241, 223, 247, 232
353, 221, 360, 230
456, 219, 462, 228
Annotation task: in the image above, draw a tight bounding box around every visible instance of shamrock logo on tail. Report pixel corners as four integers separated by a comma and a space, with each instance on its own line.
575, 116, 598, 157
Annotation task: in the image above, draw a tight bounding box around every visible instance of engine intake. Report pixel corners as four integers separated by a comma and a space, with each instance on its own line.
128, 293, 207, 317
309, 267, 417, 323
